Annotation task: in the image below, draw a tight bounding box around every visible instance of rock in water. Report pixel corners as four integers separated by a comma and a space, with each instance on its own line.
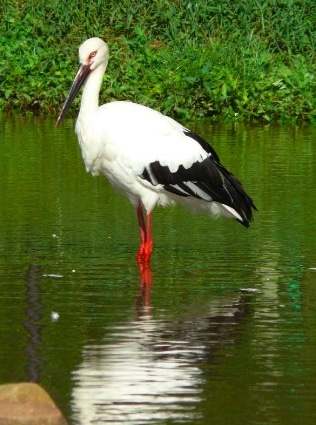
0, 382, 68, 425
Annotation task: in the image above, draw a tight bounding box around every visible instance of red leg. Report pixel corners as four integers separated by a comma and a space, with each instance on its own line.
145, 212, 153, 258
137, 202, 146, 247
136, 202, 153, 263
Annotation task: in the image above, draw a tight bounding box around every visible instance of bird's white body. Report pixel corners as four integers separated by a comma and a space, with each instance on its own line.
57, 37, 256, 262
76, 99, 226, 217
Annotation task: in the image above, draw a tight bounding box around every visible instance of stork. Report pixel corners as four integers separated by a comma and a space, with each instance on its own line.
56, 37, 256, 264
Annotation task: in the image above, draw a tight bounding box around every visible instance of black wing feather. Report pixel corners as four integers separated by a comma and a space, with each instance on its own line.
140, 130, 256, 226
183, 129, 220, 162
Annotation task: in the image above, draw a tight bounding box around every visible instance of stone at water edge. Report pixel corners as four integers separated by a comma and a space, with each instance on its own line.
0, 382, 68, 425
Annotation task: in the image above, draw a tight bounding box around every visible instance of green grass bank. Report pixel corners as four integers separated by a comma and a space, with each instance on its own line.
1, 0, 316, 123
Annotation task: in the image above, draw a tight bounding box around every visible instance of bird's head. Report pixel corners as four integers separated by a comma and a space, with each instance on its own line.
79, 37, 109, 71
56, 37, 109, 126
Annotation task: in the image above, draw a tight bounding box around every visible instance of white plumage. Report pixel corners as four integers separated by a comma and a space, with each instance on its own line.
56, 37, 256, 263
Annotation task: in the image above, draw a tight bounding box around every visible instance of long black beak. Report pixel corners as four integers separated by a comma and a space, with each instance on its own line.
56, 63, 91, 126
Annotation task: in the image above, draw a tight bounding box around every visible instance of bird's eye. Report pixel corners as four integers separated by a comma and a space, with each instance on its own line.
89, 51, 97, 59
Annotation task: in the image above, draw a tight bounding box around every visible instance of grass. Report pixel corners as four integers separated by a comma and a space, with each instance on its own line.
0, 0, 316, 123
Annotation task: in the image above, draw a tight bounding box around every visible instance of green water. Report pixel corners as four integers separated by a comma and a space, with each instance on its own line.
1, 115, 316, 424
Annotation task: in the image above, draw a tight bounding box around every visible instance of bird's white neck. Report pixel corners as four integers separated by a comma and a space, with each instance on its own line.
79, 61, 108, 121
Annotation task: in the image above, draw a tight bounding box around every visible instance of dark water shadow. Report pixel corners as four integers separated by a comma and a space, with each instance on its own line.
23, 264, 44, 383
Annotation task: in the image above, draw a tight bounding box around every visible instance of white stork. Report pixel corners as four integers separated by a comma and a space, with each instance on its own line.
56, 37, 256, 263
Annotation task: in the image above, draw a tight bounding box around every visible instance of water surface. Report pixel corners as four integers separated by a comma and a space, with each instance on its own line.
1, 115, 316, 424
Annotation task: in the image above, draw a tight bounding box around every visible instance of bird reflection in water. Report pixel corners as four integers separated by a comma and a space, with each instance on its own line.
71, 290, 253, 424
136, 262, 152, 310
